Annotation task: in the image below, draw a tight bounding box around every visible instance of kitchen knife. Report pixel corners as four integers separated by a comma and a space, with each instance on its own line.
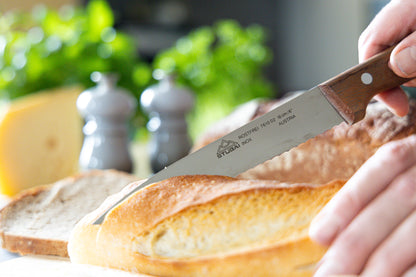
93, 46, 411, 225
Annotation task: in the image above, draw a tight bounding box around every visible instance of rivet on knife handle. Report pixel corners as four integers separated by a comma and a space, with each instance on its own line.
319, 46, 412, 124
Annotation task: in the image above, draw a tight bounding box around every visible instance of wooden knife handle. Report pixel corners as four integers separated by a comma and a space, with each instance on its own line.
318, 46, 412, 124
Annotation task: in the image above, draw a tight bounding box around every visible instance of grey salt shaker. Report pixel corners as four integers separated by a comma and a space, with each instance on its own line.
141, 72, 194, 173
77, 72, 137, 173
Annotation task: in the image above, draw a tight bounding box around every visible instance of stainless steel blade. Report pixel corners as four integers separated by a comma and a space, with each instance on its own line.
93, 87, 344, 224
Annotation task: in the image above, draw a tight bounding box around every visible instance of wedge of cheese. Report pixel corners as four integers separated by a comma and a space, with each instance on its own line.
0, 87, 83, 196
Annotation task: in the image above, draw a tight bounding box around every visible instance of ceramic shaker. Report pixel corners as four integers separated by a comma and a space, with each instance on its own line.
141, 72, 194, 173
77, 72, 137, 172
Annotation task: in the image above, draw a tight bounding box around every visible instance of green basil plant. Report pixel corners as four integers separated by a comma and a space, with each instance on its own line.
0, 0, 276, 140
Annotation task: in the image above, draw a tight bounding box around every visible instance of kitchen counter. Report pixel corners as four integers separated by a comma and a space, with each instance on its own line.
0, 255, 153, 276
0, 249, 18, 263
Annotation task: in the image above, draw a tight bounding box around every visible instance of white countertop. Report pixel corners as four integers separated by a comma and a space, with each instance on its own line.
0, 249, 19, 262
0, 255, 152, 276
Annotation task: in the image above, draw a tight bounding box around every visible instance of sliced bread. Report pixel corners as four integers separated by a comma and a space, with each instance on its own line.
68, 175, 344, 277
0, 170, 139, 257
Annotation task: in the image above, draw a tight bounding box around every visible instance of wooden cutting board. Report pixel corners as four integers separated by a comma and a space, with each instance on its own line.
0, 255, 155, 276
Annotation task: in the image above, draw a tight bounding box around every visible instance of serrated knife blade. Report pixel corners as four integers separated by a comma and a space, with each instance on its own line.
93, 46, 411, 225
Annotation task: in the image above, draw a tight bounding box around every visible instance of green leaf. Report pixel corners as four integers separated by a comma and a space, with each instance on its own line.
152, 19, 276, 139
86, 0, 114, 41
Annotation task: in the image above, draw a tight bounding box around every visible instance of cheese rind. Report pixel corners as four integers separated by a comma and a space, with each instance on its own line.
0, 87, 83, 195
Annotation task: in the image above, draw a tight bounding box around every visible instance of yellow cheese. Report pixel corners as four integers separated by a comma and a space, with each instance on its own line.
0, 87, 83, 196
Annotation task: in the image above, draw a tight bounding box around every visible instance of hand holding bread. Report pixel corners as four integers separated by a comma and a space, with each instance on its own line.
311, 135, 416, 276
311, 0, 416, 275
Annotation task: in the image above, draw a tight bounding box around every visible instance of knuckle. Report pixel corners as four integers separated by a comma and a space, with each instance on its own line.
325, 231, 370, 273
389, 165, 416, 210
365, 250, 399, 276
337, 190, 361, 218
324, 189, 363, 234
339, 230, 370, 255
376, 136, 416, 165
393, 172, 416, 202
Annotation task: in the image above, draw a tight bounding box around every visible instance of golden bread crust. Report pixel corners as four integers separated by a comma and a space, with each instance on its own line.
69, 175, 344, 276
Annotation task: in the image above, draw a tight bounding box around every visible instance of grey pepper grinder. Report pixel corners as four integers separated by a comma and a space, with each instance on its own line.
77, 72, 137, 173
141, 72, 194, 173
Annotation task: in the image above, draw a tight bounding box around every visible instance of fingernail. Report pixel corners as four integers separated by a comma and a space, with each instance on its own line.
394, 46, 416, 77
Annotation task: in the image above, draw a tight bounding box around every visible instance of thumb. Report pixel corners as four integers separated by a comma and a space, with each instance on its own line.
391, 39, 416, 78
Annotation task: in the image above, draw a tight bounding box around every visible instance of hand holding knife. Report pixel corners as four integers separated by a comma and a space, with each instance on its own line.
93, 46, 411, 225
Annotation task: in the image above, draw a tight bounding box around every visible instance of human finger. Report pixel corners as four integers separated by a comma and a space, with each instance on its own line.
359, 0, 416, 62
358, 0, 416, 116
390, 30, 416, 79
402, 263, 416, 277
309, 135, 416, 246
361, 208, 416, 276
314, 163, 416, 276
373, 87, 409, 117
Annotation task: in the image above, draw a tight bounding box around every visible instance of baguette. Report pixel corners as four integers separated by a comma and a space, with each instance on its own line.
0, 170, 139, 257
68, 175, 344, 277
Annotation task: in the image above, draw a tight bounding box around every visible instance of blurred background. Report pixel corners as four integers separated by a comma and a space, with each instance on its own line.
0, 0, 389, 138
1, 0, 389, 89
